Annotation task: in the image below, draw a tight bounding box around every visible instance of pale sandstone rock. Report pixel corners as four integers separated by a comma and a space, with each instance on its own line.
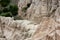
0, 16, 39, 40
0, 0, 60, 40
18, 0, 58, 23
54, 7, 60, 23
0, 17, 60, 40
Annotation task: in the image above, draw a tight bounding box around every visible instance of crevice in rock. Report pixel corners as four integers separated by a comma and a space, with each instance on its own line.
47, 9, 56, 17
22, 2, 32, 12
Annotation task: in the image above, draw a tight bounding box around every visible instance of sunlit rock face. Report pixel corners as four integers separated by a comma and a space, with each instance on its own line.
0, 0, 60, 40
0, 16, 38, 40
0, 17, 60, 40
18, 0, 59, 23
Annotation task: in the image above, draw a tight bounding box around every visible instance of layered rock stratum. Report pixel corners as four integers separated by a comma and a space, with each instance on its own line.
18, 0, 60, 23
0, 0, 60, 40
0, 16, 60, 40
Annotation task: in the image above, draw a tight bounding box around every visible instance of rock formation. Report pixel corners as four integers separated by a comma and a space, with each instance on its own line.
18, 0, 59, 23
0, 0, 60, 40
0, 16, 38, 40
0, 17, 60, 40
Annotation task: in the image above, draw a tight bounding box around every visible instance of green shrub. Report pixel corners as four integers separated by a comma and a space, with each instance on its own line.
0, 0, 18, 17
3, 7, 9, 13
0, 10, 2, 14
0, 0, 10, 7
0, 0, 22, 20
8, 4, 18, 16
0, 12, 12, 17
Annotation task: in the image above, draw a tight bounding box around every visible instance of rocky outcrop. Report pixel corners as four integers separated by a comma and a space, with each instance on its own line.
0, 17, 60, 40
18, 0, 59, 23
0, 0, 60, 40
0, 16, 38, 40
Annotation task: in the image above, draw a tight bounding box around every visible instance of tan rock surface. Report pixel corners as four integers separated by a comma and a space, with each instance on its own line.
18, 0, 59, 23
0, 16, 38, 40
0, 0, 60, 40
0, 17, 60, 40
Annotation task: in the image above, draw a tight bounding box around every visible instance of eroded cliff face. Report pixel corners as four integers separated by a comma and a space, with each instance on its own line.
18, 0, 59, 23
0, 0, 60, 40
0, 16, 38, 40
0, 17, 60, 40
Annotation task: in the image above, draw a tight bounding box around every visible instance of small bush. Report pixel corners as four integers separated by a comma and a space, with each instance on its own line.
3, 7, 9, 13
0, 12, 12, 17
8, 4, 18, 16
0, 4, 18, 17
0, 10, 2, 14
0, 0, 10, 7
0, 0, 22, 20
